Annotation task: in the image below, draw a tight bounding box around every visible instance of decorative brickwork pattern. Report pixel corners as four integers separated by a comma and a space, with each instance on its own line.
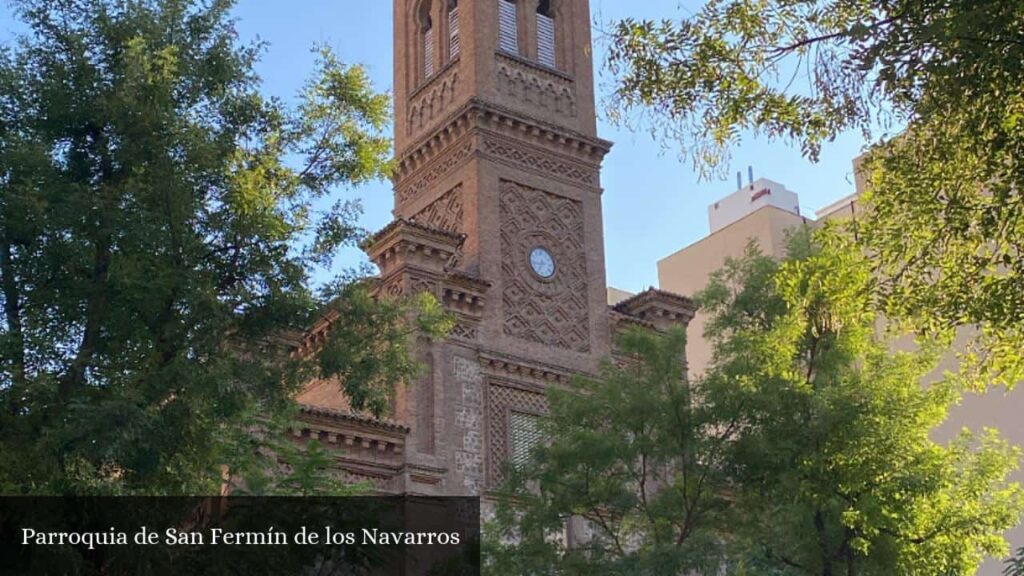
482, 137, 594, 187
452, 356, 483, 495
409, 275, 438, 297
449, 322, 479, 342
408, 65, 460, 136
488, 382, 547, 487
499, 180, 590, 352
397, 139, 474, 206
382, 277, 404, 299
411, 184, 464, 233
496, 54, 576, 118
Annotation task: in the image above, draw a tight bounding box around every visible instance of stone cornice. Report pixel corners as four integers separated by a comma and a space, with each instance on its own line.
363, 218, 465, 278
294, 404, 409, 456
608, 308, 656, 331
395, 98, 613, 183
612, 288, 696, 330
478, 350, 575, 388
441, 273, 490, 317
298, 404, 409, 435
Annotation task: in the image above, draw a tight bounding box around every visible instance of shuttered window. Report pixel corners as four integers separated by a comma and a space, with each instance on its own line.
448, 6, 460, 59
424, 31, 435, 78
537, 12, 556, 68
509, 411, 543, 468
498, 0, 519, 55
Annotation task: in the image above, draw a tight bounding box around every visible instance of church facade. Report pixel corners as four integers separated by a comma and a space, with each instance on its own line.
290, 0, 694, 496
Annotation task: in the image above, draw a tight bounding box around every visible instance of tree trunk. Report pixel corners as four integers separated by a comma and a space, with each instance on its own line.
59, 126, 117, 401
59, 235, 111, 400
815, 509, 833, 576
0, 231, 27, 411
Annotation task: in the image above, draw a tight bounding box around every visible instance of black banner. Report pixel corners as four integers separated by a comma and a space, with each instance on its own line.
0, 497, 480, 575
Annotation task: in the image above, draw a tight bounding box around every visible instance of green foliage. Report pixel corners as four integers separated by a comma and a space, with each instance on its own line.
485, 326, 732, 575
489, 230, 1023, 575
701, 231, 1022, 575
0, 0, 432, 495
607, 0, 1024, 385
318, 282, 453, 419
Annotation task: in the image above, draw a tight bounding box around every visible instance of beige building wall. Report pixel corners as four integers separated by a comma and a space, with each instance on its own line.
607, 287, 634, 306
657, 205, 808, 377
657, 173, 1024, 574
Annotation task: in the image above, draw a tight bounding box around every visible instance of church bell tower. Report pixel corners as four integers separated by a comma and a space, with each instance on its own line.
342, 0, 691, 496
388, 0, 612, 367
293, 0, 694, 498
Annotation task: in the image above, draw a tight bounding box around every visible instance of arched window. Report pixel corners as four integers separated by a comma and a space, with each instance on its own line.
419, 0, 435, 79
447, 0, 460, 60
498, 0, 519, 55
536, 0, 556, 68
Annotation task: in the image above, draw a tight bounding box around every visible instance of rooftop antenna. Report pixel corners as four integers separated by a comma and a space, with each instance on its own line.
736, 171, 742, 190
748, 166, 754, 189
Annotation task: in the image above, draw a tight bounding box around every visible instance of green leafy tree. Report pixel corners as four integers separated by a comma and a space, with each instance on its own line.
485, 326, 733, 575
0, 0, 442, 495
699, 233, 1023, 575
606, 0, 1024, 385
488, 231, 1022, 575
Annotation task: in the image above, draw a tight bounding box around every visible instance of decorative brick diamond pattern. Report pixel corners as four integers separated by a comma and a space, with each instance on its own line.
499, 180, 590, 352
488, 382, 547, 487
412, 184, 463, 234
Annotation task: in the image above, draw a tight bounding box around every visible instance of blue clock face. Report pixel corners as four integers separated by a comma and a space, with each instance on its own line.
529, 247, 556, 279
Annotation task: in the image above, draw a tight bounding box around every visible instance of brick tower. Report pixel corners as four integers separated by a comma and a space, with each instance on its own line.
294, 0, 694, 495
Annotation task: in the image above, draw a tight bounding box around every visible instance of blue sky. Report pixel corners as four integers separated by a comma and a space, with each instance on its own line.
0, 0, 868, 294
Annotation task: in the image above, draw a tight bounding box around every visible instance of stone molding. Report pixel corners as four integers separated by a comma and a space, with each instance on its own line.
478, 351, 573, 388
364, 218, 465, 279
395, 99, 611, 186
612, 288, 697, 331
293, 404, 409, 456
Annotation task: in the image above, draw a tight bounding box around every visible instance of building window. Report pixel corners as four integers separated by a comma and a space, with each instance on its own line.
448, 0, 460, 60
509, 411, 542, 468
537, 0, 556, 68
420, 0, 435, 79
498, 0, 519, 55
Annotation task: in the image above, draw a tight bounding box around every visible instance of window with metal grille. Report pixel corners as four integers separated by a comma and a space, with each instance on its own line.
509, 411, 543, 468
537, 0, 556, 68
499, 0, 519, 55
448, 1, 460, 60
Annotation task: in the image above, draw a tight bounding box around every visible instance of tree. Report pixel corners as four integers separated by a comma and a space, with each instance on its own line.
699, 233, 1022, 575
0, 0, 442, 495
487, 231, 1023, 575
485, 326, 732, 575
606, 0, 1024, 385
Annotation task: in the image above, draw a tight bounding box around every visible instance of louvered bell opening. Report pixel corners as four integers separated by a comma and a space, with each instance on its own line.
537, 13, 556, 68
449, 7, 460, 59
424, 32, 435, 78
499, 0, 519, 55
509, 411, 542, 468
